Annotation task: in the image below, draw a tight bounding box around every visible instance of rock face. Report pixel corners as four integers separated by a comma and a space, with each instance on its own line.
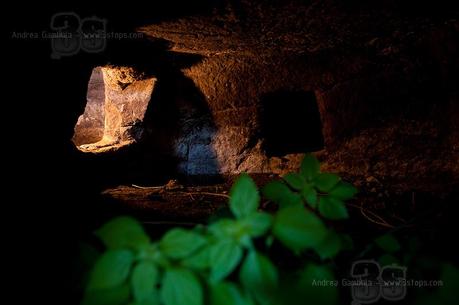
102, 67, 156, 145
134, 0, 459, 188
72, 66, 156, 152
70, 0, 458, 192
72, 67, 105, 146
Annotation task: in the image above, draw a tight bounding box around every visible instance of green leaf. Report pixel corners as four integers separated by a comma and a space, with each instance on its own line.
160, 228, 207, 259
132, 261, 160, 305
265, 235, 274, 248
229, 174, 260, 219
78, 243, 102, 289
374, 234, 401, 253
313, 173, 341, 192
438, 263, 459, 301
273, 205, 328, 253
277, 191, 303, 209
300, 154, 320, 181
240, 251, 278, 305
141, 245, 169, 268
313, 231, 342, 260
210, 282, 255, 305
209, 219, 238, 238
296, 264, 338, 305
79, 242, 101, 270
87, 250, 134, 291
242, 212, 273, 237
81, 284, 130, 305
339, 234, 354, 251
378, 254, 400, 266
160, 268, 203, 305
95, 217, 150, 250
282, 173, 305, 190
329, 182, 357, 200
262, 181, 302, 209
318, 196, 348, 220
181, 246, 211, 270
301, 185, 318, 208
416, 263, 459, 305
209, 240, 244, 283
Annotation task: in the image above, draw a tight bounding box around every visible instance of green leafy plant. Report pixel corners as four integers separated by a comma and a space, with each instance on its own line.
81, 154, 358, 305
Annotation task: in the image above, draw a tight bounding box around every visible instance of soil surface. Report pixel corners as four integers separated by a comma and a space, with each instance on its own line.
100, 173, 457, 237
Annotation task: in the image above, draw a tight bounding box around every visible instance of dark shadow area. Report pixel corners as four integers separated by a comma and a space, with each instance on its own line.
75, 49, 220, 188
135, 59, 220, 184
260, 90, 324, 157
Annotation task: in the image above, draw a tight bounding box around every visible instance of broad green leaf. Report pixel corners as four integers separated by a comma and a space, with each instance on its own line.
277, 190, 303, 209
300, 154, 321, 181
209, 240, 244, 283
95, 217, 150, 250
160, 268, 203, 305
296, 264, 338, 305
210, 282, 255, 305
160, 228, 207, 259
438, 263, 459, 301
374, 234, 401, 253
132, 261, 159, 305
87, 250, 134, 291
378, 254, 400, 266
339, 234, 354, 251
240, 251, 278, 305
282, 173, 305, 190
78, 243, 101, 288
318, 196, 348, 220
313, 231, 342, 260
313, 173, 341, 192
262, 181, 302, 209
239, 235, 254, 249
229, 174, 260, 219
262, 181, 289, 202
141, 245, 169, 268
209, 219, 238, 238
79, 242, 101, 270
265, 235, 274, 248
273, 205, 328, 253
416, 264, 459, 305
181, 246, 211, 270
329, 182, 357, 200
301, 185, 318, 208
208, 207, 234, 223
81, 284, 130, 305
242, 212, 273, 237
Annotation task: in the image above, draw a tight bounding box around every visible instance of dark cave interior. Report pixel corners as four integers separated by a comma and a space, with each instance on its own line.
260, 90, 324, 157
8, 0, 459, 304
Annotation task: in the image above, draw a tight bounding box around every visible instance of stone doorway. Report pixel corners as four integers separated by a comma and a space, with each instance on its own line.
72, 66, 156, 153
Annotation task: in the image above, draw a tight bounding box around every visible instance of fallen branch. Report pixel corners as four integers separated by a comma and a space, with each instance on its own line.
131, 184, 163, 190
176, 191, 230, 199
347, 203, 395, 229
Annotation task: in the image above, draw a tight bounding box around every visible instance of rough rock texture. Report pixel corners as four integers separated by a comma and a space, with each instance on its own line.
136, 0, 459, 187
102, 68, 156, 144
72, 68, 105, 146
71, 0, 458, 197
73, 66, 156, 152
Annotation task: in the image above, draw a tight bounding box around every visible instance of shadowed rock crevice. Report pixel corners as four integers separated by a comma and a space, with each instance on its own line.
259, 90, 324, 157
